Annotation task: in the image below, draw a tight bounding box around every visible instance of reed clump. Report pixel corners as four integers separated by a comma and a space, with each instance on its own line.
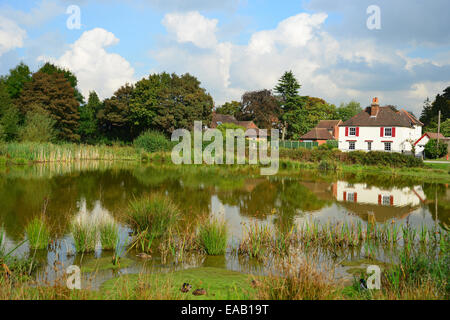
238, 222, 272, 259
25, 216, 51, 250
198, 218, 228, 255
99, 221, 119, 251
71, 221, 97, 253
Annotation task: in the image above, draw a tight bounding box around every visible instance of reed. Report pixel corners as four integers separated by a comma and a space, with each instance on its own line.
71, 221, 97, 253
238, 222, 272, 259
25, 216, 51, 250
99, 221, 119, 251
198, 218, 228, 255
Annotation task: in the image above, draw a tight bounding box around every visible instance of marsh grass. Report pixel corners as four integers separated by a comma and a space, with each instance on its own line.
71, 222, 97, 253
99, 222, 119, 251
126, 194, 179, 237
25, 216, 51, 250
239, 223, 272, 259
198, 218, 228, 256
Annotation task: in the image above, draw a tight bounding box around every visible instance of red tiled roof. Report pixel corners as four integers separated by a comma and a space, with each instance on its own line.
316, 120, 342, 130
300, 128, 335, 140
340, 106, 423, 128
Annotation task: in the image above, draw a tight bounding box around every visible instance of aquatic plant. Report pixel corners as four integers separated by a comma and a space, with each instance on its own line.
238, 223, 272, 259
198, 218, 228, 255
25, 217, 51, 250
71, 221, 97, 253
99, 221, 119, 251
126, 194, 179, 238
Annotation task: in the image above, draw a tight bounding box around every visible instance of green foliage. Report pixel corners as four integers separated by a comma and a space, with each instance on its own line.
216, 123, 246, 137
25, 217, 50, 250
337, 100, 362, 121
79, 91, 102, 143
238, 89, 280, 129
4, 62, 32, 99
99, 221, 119, 251
215, 101, 241, 117
126, 194, 179, 238
420, 87, 450, 128
198, 218, 228, 255
424, 139, 448, 159
19, 110, 57, 143
18, 72, 80, 142
0, 106, 20, 142
274, 70, 301, 101
71, 221, 97, 253
133, 130, 172, 153
440, 118, 450, 137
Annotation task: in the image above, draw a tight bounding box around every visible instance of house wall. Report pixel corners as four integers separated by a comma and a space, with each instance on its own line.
335, 181, 425, 207
338, 125, 422, 153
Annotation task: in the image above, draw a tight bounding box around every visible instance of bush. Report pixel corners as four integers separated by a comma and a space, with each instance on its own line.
19, 111, 57, 143
134, 130, 172, 153
424, 139, 447, 159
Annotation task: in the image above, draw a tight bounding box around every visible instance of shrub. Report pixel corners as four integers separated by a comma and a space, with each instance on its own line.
134, 130, 172, 153
424, 139, 447, 159
198, 218, 228, 255
126, 194, 179, 238
19, 111, 57, 143
25, 217, 51, 250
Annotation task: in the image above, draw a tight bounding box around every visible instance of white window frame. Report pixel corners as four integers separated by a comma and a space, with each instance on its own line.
384, 142, 392, 152
347, 192, 356, 202
382, 195, 391, 206
384, 127, 392, 137
349, 141, 356, 150
349, 127, 357, 136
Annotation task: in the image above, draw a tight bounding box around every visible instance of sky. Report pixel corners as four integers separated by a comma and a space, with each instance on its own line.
0, 0, 449, 115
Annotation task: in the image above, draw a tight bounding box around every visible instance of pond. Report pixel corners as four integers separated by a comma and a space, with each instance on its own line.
0, 161, 448, 289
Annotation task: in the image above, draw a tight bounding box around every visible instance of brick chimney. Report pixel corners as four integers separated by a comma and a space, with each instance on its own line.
370, 97, 380, 117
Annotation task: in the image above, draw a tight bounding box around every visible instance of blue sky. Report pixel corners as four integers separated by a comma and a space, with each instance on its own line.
1, 0, 449, 114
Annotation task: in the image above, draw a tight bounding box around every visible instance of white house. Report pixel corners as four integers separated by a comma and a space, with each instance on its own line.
338, 98, 423, 154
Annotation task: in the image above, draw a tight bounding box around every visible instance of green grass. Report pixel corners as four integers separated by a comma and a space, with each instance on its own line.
198, 218, 228, 256
101, 267, 257, 300
126, 194, 180, 238
71, 222, 97, 253
99, 222, 119, 251
25, 217, 50, 250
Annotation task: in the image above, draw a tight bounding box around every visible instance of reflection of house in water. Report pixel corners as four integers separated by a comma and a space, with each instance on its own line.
334, 181, 427, 222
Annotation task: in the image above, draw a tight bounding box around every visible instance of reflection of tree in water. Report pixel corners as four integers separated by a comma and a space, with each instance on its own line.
422, 183, 450, 228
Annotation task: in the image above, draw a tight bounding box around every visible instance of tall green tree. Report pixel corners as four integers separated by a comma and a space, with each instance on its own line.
337, 100, 362, 121
18, 72, 80, 142
98, 84, 134, 141
274, 71, 301, 102
4, 62, 32, 99
79, 91, 102, 143
215, 101, 241, 117
0, 81, 20, 141
420, 87, 450, 130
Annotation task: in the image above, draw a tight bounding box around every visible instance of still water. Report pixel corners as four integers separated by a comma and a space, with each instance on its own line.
0, 161, 448, 287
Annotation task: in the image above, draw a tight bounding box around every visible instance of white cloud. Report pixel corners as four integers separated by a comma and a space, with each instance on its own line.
162, 11, 219, 49
39, 28, 135, 100
153, 11, 449, 114
0, 16, 26, 56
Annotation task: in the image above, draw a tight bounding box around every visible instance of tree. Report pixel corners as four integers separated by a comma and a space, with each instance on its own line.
98, 84, 134, 141
440, 118, 450, 137
238, 90, 280, 129
274, 71, 301, 102
129, 73, 213, 137
0, 81, 20, 141
424, 139, 447, 159
337, 100, 362, 121
4, 62, 32, 99
215, 101, 241, 117
18, 72, 80, 142
38, 62, 84, 104
79, 91, 102, 143
420, 87, 450, 129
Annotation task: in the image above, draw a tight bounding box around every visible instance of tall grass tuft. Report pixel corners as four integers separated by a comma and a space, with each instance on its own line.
198, 218, 228, 255
99, 222, 119, 251
126, 194, 179, 238
71, 222, 97, 253
238, 222, 272, 259
25, 217, 51, 250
